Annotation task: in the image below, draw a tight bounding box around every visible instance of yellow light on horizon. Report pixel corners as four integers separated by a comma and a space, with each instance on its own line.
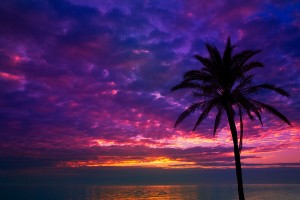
59, 157, 196, 169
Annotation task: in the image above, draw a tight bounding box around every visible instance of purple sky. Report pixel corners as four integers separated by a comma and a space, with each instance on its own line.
0, 0, 300, 172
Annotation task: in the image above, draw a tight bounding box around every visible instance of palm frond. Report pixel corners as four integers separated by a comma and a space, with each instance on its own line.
233, 50, 261, 66
205, 43, 222, 65
231, 75, 254, 96
251, 100, 292, 126
171, 81, 203, 91
213, 106, 223, 137
236, 101, 254, 121
174, 102, 205, 128
229, 67, 254, 90
193, 91, 213, 98
222, 37, 235, 68
193, 99, 219, 131
244, 84, 290, 97
242, 61, 264, 73
250, 104, 263, 126
194, 55, 213, 69
239, 108, 243, 154
183, 70, 212, 82
236, 94, 263, 125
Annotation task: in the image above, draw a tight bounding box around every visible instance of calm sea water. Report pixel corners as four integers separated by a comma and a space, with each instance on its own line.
1, 184, 299, 200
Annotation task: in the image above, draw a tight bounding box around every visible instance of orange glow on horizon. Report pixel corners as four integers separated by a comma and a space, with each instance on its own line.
59, 157, 197, 169
68, 124, 299, 170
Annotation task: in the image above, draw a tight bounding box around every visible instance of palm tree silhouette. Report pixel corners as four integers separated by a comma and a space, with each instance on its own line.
171, 37, 291, 200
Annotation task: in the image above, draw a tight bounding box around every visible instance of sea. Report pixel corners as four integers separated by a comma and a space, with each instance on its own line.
1, 184, 299, 200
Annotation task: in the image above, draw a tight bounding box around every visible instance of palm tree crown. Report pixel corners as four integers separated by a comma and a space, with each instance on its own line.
171, 37, 291, 152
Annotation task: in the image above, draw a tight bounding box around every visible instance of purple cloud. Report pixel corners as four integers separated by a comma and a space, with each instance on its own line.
0, 0, 299, 171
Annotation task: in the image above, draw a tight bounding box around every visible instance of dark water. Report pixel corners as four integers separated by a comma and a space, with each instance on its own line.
1, 184, 299, 200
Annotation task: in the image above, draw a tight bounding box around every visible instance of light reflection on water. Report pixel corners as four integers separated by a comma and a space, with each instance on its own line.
88, 184, 300, 200
1, 184, 300, 200
245, 184, 300, 200
87, 185, 223, 200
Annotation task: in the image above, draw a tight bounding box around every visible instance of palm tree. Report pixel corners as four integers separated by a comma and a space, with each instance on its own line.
171, 37, 291, 200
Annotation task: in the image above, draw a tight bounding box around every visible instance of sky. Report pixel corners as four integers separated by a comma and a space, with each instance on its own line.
0, 0, 300, 181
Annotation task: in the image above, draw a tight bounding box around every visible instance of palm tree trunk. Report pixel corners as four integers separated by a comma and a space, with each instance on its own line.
225, 103, 245, 200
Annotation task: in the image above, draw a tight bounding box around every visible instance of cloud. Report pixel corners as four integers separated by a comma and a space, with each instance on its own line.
0, 0, 299, 171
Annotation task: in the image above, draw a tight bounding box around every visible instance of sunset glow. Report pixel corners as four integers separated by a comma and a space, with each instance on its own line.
60, 157, 196, 169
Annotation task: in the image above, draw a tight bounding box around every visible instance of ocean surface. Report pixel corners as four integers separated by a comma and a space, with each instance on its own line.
1, 184, 299, 200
